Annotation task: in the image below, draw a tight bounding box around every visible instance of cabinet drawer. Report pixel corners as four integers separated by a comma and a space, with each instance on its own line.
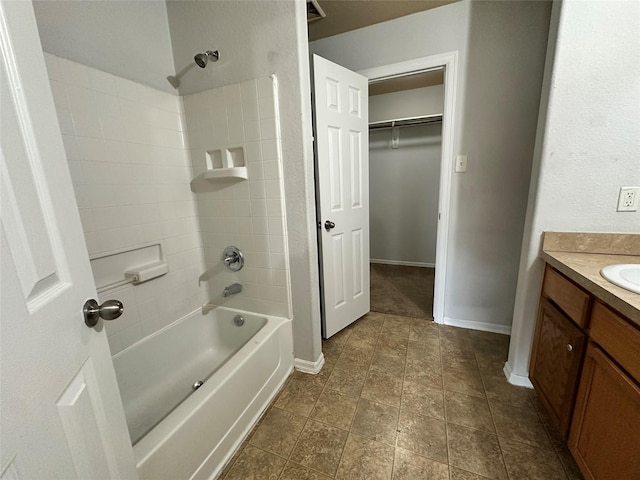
542, 266, 591, 328
590, 301, 640, 382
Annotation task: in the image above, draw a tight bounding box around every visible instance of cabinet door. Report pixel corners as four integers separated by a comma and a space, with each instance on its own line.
530, 298, 586, 437
569, 344, 640, 480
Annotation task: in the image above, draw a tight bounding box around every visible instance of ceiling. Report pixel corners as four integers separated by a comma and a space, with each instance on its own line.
308, 0, 460, 41
369, 68, 444, 96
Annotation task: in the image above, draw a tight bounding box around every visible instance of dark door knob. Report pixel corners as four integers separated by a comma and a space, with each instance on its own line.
324, 220, 336, 231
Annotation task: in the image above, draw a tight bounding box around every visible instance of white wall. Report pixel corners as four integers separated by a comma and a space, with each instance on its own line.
369, 85, 444, 123
167, 0, 322, 363
370, 124, 441, 265
311, 0, 551, 333
33, 1, 176, 93
182, 77, 291, 318
44, 53, 208, 354
507, 0, 640, 381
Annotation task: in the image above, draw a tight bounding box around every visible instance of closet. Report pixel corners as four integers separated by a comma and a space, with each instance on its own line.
368, 70, 444, 319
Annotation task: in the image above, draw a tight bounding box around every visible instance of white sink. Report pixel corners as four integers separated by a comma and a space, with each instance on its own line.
600, 264, 640, 294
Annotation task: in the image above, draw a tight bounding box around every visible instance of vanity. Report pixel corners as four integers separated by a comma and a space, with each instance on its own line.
529, 232, 640, 480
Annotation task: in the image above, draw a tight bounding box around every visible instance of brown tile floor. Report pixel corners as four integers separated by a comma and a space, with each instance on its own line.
220, 312, 583, 480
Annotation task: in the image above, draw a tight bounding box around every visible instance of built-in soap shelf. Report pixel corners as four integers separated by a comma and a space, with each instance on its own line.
202, 145, 247, 180
90, 243, 169, 294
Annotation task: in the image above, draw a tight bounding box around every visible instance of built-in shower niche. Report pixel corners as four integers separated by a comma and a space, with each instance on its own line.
205, 145, 248, 179
190, 145, 247, 191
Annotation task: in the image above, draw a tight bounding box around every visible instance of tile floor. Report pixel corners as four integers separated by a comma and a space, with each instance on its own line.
220, 312, 583, 480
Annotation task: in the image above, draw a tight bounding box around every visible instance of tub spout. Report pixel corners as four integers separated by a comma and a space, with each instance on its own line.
223, 283, 242, 297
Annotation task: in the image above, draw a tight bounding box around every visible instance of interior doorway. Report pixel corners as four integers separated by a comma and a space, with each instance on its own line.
359, 52, 459, 325
367, 69, 444, 319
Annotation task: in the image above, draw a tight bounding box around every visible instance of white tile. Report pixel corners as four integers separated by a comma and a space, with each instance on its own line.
249, 181, 266, 199
245, 141, 263, 163
88, 68, 117, 95
72, 112, 103, 138
44, 52, 61, 80
100, 115, 126, 141
271, 269, 287, 287
238, 220, 253, 235
269, 235, 286, 253
244, 117, 261, 142
268, 217, 285, 235
265, 179, 281, 199
257, 76, 274, 101
240, 79, 259, 113
250, 199, 267, 217
252, 217, 269, 235
259, 94, 276, 119
59, 57, 90, 88
223, 83, 241, 105
267, 198, 283, 217
261, 139, 278, 160
263, 161, 279, 180
260, 117, 277, 140
251, 252, 270, 269
247, 162, 264, 180
62, 135, 80, 161
49, 80, 68, 110
253, 235, 270, 252
227, 104, 244, 144
270, 252, 286, 270
57, 109, 76, 135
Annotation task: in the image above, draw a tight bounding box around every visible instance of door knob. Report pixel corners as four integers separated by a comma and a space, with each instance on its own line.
84, 299, 124, 328
324, 220, 336, 231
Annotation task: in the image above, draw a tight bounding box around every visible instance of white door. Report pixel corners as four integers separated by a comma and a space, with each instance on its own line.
313, 54, 370, 338
0, 2, 138, 479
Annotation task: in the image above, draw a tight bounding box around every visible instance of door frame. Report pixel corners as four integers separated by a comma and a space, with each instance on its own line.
358, 51, 458, 324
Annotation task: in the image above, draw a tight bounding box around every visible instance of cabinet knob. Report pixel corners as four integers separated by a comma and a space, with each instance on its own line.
567, 344, 573, 352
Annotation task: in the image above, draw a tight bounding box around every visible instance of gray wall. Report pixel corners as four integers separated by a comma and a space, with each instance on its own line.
507, 0, 640, 381
166, 0, 322, 363
33, 1, 176, 93
370, 124, 441, 265
311, 0, 552, 332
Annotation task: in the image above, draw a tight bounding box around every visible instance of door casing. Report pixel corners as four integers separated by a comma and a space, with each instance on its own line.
357, 51, 458, 325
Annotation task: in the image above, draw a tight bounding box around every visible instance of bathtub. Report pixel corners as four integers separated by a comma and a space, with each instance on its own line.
112, 306, 293, 480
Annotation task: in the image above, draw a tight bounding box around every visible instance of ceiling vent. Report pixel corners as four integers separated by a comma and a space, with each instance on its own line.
307, 0, 326, 23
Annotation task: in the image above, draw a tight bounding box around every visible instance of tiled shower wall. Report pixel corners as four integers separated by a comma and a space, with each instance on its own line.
44, 53, 208, 354
183, 77, 291, 318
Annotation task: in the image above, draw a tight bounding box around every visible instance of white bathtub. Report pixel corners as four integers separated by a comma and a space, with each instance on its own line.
112, 307, 293, 480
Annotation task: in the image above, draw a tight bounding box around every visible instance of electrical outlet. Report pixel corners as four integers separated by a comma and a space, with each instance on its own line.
617, 187, 640, 212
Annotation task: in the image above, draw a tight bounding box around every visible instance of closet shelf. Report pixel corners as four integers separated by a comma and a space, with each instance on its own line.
369, 114, 443, 130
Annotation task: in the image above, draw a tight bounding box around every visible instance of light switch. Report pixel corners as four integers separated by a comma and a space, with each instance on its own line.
455, 155, 468, 173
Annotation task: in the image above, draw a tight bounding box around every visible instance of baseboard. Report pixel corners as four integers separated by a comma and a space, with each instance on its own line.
294, 353, 325, 374
370, 259, 435, 268
503, 361, 533, 388
443, 316, 512, 335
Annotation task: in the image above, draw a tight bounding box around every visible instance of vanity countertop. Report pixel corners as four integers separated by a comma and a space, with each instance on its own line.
541, 232, 640, 326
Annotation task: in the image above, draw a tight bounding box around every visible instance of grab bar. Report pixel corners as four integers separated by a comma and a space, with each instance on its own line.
96, 274, 139, 294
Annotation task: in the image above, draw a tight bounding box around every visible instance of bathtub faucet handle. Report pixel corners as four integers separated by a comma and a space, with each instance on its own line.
222, 246, 244, 271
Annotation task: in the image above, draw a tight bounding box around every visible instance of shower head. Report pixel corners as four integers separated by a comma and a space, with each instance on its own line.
194, 50, 220, 68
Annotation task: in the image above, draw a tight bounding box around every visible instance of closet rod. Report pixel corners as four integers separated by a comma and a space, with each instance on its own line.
369, 114, 443, 130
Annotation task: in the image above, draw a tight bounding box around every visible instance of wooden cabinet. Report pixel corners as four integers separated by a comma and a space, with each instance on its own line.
569, 344, 640, 480
532, 264, 640, 479
530, 265, 589, 437
530, 297, 586, 437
